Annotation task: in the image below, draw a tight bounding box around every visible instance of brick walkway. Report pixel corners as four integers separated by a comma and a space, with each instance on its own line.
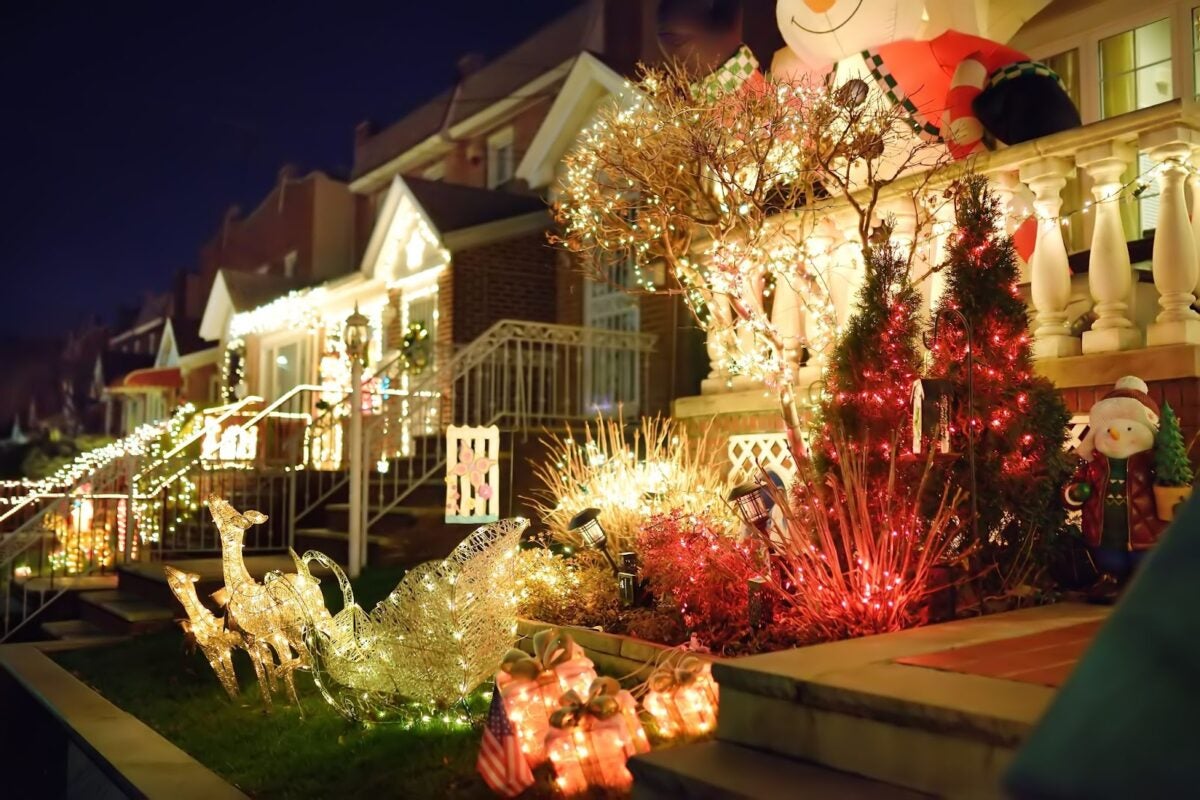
895, 620, 1103, 688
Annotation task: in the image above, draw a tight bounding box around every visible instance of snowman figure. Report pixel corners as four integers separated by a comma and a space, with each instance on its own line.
773, 0, 1080, 159
1065, 376, 1168, 600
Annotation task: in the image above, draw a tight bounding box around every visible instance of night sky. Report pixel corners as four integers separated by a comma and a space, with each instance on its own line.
0, 1, 579, 340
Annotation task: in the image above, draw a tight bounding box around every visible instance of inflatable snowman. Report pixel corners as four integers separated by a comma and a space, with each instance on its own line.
773, 0, 1081, 159
1065, 376, 1167, 600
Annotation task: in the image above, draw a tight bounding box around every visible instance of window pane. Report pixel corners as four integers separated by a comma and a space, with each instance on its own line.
1044, 49, 1081, 109
1099, 30, 1134, 79
1136, 61, 1174, 107
1135, 18, 1172, 66
1102, 72, 1136, 117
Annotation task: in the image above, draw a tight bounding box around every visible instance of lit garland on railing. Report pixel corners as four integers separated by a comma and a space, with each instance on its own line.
129, 404, 198, 548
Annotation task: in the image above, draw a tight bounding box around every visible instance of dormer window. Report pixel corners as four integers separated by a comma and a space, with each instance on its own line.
486, 127, 515, 189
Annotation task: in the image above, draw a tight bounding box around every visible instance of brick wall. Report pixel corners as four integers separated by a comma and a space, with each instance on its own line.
1060, 378, 1200, 455
638, 293, 706, 418
450, 232, 557, 344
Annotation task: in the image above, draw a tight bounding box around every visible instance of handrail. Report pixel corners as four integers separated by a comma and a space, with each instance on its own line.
131, 395, 262, 486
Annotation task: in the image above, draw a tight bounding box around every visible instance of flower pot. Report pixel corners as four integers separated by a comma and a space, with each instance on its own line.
1154, 485, 1192, 522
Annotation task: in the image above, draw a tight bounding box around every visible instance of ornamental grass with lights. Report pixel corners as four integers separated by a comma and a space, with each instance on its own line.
528, 414, 730, 556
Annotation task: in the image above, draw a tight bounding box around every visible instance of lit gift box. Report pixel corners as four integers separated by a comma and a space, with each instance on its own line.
545, 677, 650, 795
496, 629, 598, 766
643, 656, 719, 738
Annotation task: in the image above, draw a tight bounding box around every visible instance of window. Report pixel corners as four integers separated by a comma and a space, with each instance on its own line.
1099, 18, 1173, 119
265, 337, 312, 399
486, 127, 515, 189
1193, 7, 1200, 96
1043, 49, 1081, 111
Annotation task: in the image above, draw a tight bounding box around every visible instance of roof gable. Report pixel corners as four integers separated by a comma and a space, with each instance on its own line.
359, 176, 451, 284
517, 52, 631, 191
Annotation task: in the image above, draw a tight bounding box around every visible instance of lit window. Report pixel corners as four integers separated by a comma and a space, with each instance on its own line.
1193, 7, 1200, 96
283, 251, 298, 278
1042, 49, 1081, 111
1099, 18, 1173, 119
486, 127, 515, 189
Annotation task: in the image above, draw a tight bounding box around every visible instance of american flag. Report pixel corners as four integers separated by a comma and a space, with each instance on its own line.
477, 683, 535, 797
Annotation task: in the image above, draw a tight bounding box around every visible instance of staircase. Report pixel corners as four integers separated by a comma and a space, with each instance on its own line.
629, 604, 1109, 800
1, 320, 654, 642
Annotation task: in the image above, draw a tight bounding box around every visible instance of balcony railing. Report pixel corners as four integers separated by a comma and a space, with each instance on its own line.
703, 99, 1200, 394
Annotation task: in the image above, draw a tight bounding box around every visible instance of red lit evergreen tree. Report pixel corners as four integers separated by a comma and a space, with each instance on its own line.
818, 234, 923, 474
929, 175, 1072, 583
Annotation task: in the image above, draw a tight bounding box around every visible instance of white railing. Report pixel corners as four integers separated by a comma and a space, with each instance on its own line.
702, 99, 1200, 394
359, 319, 656, 534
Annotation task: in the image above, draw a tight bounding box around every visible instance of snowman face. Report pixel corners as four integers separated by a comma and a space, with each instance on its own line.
776, 0, 925, 69
1093, 419, 1156, 460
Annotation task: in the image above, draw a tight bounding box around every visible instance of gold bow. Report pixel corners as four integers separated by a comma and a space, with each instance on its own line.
647, 656, 706, 695
500, 628, 576, 681
549, 677, 622, 729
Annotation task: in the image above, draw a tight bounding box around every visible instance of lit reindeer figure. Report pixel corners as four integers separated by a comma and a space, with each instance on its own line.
163, 566, 248, 702
208, 495, 309, 709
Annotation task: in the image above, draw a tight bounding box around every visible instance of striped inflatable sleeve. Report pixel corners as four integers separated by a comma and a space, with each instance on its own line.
944, 53, 989, 160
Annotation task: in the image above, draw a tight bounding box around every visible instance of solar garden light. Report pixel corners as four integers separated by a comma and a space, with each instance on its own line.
568, 507, 619, 574
618, 551, 641, 608
727, 481, 771, 534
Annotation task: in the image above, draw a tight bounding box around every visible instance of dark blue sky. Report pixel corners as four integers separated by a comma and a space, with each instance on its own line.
0, 1, 577, 339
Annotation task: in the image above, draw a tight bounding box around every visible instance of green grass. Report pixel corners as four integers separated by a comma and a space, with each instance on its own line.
51, 565, 570, 800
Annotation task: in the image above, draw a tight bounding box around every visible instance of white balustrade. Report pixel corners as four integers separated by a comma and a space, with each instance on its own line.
1077, 141, 1141, 353
1020, 156, 1081, 358
1141, 127, 1200, 346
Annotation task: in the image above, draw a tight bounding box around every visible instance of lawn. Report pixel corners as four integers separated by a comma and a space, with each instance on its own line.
51, 565, 574, 800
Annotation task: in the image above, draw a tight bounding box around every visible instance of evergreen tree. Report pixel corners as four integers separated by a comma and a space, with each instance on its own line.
1155, 403, 1194, 486
818, 235, 923, 473
929, 175, 1073, 577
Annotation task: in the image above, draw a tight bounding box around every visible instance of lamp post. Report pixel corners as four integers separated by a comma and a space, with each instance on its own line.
344, 304, 370, 578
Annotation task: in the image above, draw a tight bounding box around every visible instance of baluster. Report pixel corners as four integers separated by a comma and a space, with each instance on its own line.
1077, 141, 1141, 352
802, 231, 834, 372
834, 219, 864, 329
770, 269, 803, 381
992, 171, 1035, 283
1189, 145, 1200, 297
1019, 156, 1081, 358
926, 198, 956, 314
1141, 128, 1200, 346
703, 293, 732, 394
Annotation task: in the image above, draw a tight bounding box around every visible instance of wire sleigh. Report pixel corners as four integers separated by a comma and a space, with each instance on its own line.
297, 516, 527, 721
170, 496, 527, 722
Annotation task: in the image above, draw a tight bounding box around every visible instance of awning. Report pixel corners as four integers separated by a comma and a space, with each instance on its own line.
109, 366, 182, 392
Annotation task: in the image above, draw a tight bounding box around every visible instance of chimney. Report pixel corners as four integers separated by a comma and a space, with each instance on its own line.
602, 0, 647, 75
355, 120, 375, 148
456, 52, 487, 79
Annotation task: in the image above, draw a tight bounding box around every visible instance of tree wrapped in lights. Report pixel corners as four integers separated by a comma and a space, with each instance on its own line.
928, 175, 1071, 593
818, 235, 924, 472
555, 61, 945, 457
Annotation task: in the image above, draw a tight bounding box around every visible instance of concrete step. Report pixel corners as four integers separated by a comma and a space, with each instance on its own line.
711, 603, 1109, 800
293, 528, 391, 566
78, 589, 175, 636
40, 618, 121, 643
630, 740, 931, 800
323, 502, 446, 536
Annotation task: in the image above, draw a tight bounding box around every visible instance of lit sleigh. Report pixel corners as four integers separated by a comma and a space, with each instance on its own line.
296, 516, 527, 720
168, 497, 526, 722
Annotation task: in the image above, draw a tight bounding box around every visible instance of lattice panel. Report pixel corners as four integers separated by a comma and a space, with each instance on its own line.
445, 425, 501, 524
1065, 414, 1090, 453
728, 433, 800, 485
